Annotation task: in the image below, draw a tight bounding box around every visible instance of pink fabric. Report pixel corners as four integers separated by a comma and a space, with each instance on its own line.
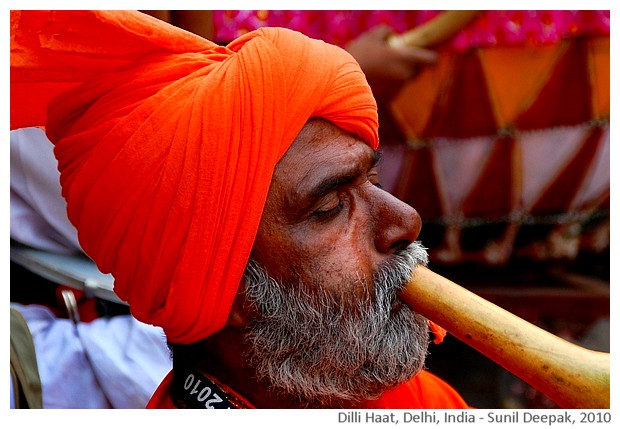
212, 10, 610, 50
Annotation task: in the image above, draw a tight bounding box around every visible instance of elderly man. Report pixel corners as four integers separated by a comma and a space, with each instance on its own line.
11, 10, 468, 408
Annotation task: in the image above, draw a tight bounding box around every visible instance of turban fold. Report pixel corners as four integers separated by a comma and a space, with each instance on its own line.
10, 10, 379, 344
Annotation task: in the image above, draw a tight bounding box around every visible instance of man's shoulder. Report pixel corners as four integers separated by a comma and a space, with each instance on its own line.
364, 370, 469, 409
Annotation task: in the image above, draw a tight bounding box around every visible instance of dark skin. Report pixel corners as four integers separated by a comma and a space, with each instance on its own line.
196, 118, 423, 408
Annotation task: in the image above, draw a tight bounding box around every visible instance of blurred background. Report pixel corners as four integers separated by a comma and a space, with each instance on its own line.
11, 10, 610, 409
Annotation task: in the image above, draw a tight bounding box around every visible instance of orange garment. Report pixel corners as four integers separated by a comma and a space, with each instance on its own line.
147, 369, 468, 408
363, 371, 469, 408
10, 10, 379, 344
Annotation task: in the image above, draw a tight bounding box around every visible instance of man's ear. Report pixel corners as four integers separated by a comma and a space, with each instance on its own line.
225, 281, 252, 327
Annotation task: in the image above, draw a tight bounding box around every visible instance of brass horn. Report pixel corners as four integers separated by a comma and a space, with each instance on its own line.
402, 266, 610, 409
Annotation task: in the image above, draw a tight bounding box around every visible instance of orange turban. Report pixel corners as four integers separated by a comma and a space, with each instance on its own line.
10, 10, 379, 344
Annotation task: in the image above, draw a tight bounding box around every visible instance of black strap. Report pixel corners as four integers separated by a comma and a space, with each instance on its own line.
173, 367, 250, 409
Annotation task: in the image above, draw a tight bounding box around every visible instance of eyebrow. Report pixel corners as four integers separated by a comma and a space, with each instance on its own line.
306, 149, 382, 202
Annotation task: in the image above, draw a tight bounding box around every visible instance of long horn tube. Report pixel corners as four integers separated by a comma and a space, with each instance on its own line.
401, 266, 610, 409
387, 10, 481, 49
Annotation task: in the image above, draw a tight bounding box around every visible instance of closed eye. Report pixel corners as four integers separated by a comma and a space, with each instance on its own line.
312, 198, 344, 220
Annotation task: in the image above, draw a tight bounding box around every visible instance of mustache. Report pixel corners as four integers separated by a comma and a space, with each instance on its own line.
243, 241, 429, 316
372, 241, 428, 300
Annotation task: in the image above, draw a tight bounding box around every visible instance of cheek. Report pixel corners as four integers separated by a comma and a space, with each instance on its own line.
253, 202, 377, 291
294, 225, 375, 295
251, 231, 302, 281
251, 223, 339, 284
257, 230, 349, 289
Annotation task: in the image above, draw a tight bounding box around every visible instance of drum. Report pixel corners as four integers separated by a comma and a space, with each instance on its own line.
384, 29, 609, 265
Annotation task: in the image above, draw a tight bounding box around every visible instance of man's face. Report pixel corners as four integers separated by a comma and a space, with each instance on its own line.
251, 118, 423, 301
240, 119, 430, 407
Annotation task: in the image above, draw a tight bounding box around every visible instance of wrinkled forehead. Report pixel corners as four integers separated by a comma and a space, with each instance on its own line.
280, 118, 372, 170
267, 118, 376, 205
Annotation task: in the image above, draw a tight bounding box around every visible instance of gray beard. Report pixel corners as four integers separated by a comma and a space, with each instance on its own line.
242, 242, 430, 407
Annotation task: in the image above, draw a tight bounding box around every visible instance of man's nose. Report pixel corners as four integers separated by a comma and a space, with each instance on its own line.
371, 187, 422, 254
